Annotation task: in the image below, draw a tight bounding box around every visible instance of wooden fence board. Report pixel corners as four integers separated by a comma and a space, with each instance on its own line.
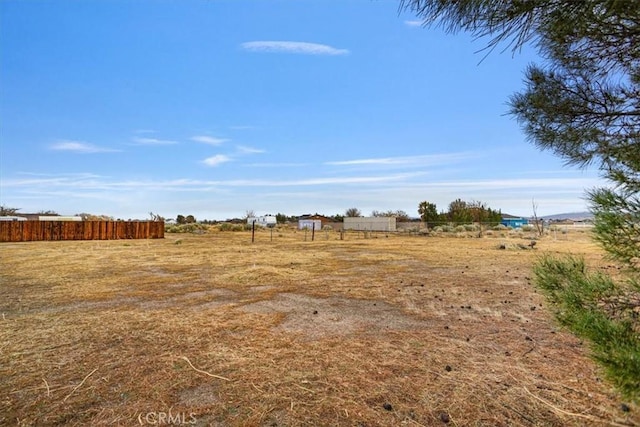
0, 221, 164, 242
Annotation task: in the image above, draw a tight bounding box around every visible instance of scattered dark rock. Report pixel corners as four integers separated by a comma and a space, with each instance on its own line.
530, 306, 536, 311
440, 412, 450, 423
525, 336, 533, 341
383, 403, 393, 411
621, 403, 631, 412
313, 310, 318, 315
444, 325, 449, 329
445, 365, 452, 372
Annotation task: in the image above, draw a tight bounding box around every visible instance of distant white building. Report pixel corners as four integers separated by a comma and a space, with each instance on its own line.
298, 219, 322, 231
38, 216, 82, 221
0, 216, 27, 221
343, 217, 396, 232
247, 215, 277, 228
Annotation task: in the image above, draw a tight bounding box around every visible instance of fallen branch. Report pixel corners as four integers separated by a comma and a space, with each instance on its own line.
62, 368, 98, 402
523, 387, 632, 427
180, 356, 230, 381
43, 378, 50, 398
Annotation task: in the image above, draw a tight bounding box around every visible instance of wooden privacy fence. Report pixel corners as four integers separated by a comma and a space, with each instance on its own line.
0, 221, 164, 242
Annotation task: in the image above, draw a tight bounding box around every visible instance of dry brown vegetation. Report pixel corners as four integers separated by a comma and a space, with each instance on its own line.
1, 228, 638, 426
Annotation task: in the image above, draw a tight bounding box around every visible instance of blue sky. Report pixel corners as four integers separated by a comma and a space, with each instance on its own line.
0, 0, 604, 220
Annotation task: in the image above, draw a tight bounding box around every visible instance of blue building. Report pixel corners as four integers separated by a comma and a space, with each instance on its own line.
501, 215, 529, 228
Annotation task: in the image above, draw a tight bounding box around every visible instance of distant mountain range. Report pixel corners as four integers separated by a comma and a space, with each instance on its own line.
539, 211, 594, 221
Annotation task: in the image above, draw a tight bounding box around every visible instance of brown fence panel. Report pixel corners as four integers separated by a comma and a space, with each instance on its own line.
0, 221, 165, 242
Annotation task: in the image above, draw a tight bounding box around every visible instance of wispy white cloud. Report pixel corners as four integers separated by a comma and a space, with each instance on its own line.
2, 170, 605, 218
191, 135, 229, 145
4, 166, 602, 192
2, 172, 106, 188
132, 137, 178, 145
326, 153, 478, 167
241, 41, 349, 56
202, 154, 232, 167
244, 162, 309, 168
236, 145, 265, 154
49, 140, 120, 153
404, 20, 422, 27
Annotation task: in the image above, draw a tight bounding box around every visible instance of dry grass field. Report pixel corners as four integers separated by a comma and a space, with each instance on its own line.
1, 227, 638, 426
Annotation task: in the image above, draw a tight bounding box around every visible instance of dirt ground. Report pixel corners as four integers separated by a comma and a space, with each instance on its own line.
0, 227, 637, 426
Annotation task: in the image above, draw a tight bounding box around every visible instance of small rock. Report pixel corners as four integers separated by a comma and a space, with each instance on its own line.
440, 412, 450, 423
621, 403, 631, 412
383, 403, 393, 411
445, 365, 452, 372
313, 310, 318, 315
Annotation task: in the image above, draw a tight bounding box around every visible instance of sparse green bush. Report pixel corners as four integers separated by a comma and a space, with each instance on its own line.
165, 223, 209, 234
534, 255, 640, 401
216, 222, 252, 232
521, 224, 534, 232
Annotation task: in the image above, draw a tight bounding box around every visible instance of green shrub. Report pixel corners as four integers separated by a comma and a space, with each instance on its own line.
217, 223, 235, 231
534, 255, 640, 401
165, 223, 209, 233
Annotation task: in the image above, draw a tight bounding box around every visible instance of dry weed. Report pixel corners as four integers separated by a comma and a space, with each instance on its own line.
0, 229, 637, 426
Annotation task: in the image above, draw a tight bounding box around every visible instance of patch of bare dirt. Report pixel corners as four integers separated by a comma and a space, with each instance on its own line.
241, 292, 428, 339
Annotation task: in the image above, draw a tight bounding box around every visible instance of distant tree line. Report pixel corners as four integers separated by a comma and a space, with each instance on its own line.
418, 199, 502, 229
